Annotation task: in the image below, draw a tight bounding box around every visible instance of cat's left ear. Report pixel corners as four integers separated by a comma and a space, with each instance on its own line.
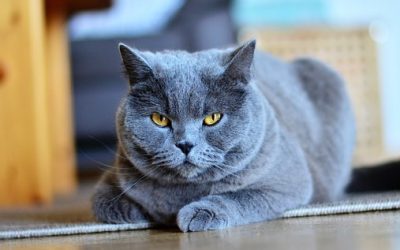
223, 40, 256, 83
119, 43, 153, 85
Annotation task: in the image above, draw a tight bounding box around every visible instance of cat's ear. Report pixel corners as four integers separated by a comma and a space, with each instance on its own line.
223, 40, 256, 83
118, 43, 153, 84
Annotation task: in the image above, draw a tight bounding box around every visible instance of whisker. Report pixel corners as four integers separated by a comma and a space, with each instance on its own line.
106, 160, 170, 204
212, 164, 241, 178
80, 151, 115, 172
198, 157, 217, 164
151, 159, 173, 166
151, 151, 171, 160
200, 152, 220, 159
87, 135, 129, 161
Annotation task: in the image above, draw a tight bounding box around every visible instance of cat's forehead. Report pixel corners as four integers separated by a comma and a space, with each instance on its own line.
143, 50, 226, 79
137, 51, 227, 117
128, 47, 248, 118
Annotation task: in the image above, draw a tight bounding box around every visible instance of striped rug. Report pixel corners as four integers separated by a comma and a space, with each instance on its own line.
1, 191, 400, 240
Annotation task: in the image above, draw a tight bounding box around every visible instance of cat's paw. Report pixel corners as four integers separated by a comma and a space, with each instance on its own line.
177, 199, 229, 232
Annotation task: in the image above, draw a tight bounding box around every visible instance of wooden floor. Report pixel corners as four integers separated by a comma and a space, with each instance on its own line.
3, 210, 400, 250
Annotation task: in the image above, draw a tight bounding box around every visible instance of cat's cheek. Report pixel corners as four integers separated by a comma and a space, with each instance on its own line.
205, 125, 242, 150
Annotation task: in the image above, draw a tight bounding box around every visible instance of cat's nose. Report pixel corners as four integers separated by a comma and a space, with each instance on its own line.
176, 141, 194, 155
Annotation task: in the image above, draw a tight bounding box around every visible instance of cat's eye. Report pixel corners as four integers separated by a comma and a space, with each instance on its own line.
203, 112, 222, 126
151, 113, 170, 127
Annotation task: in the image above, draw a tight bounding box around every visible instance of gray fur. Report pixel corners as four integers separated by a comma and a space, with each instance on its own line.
92, 40, 355, 231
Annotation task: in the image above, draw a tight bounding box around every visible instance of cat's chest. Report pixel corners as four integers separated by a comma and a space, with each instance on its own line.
126, 180, 211, 224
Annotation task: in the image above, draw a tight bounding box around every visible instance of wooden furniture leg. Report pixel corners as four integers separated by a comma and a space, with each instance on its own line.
45, 4, 77, 195
0, 0, 53, 205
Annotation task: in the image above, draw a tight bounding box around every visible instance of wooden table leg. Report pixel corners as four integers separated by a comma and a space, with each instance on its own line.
45, 4, 77, 196
0, 0, 53, 205
0, 0, 112, 205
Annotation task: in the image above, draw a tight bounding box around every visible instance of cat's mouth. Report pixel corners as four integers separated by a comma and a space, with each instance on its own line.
175, 159, 208, 179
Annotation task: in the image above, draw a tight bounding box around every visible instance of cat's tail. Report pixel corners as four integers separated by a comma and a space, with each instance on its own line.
346, 160, 400, 193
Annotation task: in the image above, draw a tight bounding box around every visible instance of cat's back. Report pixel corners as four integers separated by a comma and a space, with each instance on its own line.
252, 51, 321, 144
252, 50, 353, 141
252, 51, 355, 201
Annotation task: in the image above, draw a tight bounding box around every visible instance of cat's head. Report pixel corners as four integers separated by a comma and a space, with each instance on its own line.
116, 40, 266, 183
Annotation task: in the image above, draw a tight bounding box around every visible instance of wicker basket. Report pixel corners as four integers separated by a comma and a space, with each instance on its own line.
239, 27, 384, 166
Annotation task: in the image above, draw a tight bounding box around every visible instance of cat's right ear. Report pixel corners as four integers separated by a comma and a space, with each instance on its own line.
222, 40, 256, 84
118, 43, 153, 85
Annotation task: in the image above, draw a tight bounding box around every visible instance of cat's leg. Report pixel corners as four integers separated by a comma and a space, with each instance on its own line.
177, 187, 310, 232
92, 171, 150, 224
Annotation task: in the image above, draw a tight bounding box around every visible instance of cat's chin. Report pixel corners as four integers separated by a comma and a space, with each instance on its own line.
174, 161, 208, 180
168, 160, 229, 183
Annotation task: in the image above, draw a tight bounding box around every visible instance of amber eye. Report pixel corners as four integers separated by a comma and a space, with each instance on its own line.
203, 112, 222, 126
151, 113, 170, 127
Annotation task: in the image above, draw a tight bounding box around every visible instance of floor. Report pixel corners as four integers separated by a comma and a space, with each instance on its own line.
2, 210, 400, 250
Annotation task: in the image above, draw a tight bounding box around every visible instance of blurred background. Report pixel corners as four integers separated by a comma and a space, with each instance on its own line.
70, 0, 400, 172
1, 0, 399, 205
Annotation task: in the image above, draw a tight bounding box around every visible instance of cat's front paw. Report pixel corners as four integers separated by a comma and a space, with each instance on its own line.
177, 199, 229, 232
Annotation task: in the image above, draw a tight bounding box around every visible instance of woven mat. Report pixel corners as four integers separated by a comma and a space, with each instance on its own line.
1, 191, 400, 240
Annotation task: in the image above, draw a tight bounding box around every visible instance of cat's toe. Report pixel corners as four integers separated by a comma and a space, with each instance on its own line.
179, 208, 214, 232
177, 202, 229, 232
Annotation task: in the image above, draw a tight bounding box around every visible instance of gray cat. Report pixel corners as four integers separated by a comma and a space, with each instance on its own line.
92, 40, 355, 232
